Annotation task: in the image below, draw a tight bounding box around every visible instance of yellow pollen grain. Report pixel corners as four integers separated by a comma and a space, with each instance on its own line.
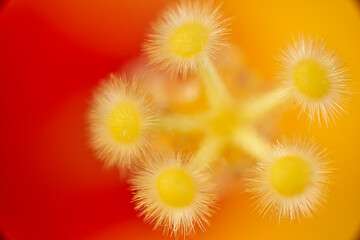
107, 102, 142, 144
208, 109, 238, 136
169, 22, 210, 58
270, 155, 312, 197
156, 168, 195, 208
292, 59, 331, 99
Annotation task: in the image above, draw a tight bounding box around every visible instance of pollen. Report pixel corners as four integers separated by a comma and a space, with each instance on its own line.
279, 34, 350, 123
248, 137, 330, 220
169, 22, 210, 58
293, 59, 330, 99
88, 75, 156, 168
156, 168, 195, 207
130, 152, 216, 236
270, 155, 312, 197
144, 1, 230, 75
108, 102, 141, 143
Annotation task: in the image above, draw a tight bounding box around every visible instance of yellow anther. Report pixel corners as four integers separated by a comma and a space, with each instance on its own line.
270, 155, 312, 197
108, 102, 141, 143
169, 22, 210, 58
293, 59, 330, 99
156, 168, 195, 207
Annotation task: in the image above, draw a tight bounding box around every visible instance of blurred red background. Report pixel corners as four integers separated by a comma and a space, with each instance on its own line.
0, 0, 170, 239
0, 0, 359, 239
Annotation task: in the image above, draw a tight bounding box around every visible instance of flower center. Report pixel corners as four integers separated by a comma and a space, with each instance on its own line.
292, 59, 331, 99
107, 102, 141, 143
169, 22, 210, 58
209, 109, 238, 136
156, 168, 195, 208
270, 155, 312, 197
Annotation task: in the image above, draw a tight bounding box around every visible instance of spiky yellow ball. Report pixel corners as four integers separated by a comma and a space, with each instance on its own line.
88, 75, 156, 168
248, 137, 330, 220
144, 1, 230, 75
279, 35, 350, 124
130, 152, 216, 236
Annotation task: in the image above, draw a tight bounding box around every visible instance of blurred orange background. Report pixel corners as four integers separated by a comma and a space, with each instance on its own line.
0, 0, 359, 239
